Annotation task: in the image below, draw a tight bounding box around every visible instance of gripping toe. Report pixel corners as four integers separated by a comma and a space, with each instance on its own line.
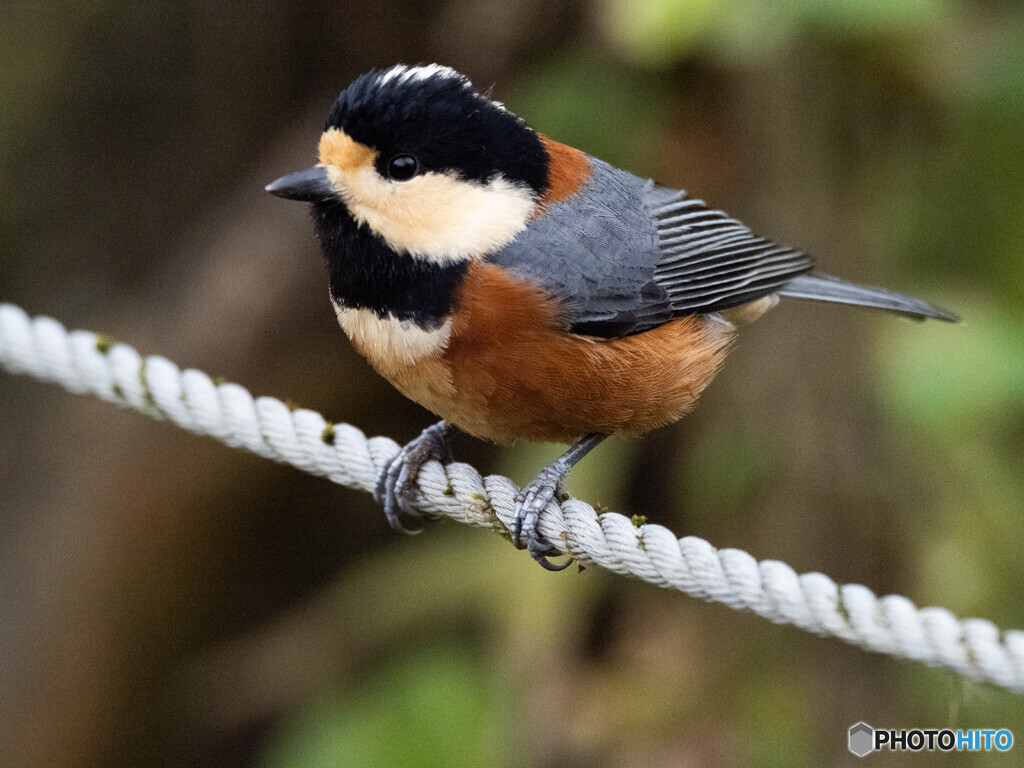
513, 467, 573, 570
374, 421, 453, 534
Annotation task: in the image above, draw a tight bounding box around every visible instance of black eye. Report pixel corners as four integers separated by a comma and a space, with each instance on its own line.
387, 154, 418, 181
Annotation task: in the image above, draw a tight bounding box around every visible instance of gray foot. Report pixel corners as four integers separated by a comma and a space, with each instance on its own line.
513, 463, 573, 571
374, 421, 453, 532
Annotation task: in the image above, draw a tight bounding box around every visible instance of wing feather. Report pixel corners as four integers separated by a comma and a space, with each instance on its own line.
650, 190, 813, 315
487, 159, 813, 338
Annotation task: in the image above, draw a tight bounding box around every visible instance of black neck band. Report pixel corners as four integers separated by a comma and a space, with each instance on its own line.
312, 201, 468, 329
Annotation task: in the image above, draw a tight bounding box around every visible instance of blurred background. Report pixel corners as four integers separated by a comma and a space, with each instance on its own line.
1, 1, 1023, 765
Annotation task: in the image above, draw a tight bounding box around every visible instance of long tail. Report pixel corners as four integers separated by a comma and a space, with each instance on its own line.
778, 272, 959, 322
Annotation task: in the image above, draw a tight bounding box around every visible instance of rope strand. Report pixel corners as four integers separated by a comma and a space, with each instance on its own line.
2, 301, 1022, 693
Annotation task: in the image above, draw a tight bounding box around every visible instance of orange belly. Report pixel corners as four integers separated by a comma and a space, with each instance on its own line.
366, 263, 734, 444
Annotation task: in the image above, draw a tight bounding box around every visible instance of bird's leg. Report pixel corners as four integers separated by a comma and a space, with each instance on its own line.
514, 433, 607, 571
375, 420, 455, 532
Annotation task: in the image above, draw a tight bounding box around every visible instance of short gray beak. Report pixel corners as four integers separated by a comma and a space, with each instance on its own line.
265, 166, 334, 202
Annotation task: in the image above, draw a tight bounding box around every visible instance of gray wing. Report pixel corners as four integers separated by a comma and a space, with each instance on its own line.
648, 188, 814, 315
488, 158, 813, 338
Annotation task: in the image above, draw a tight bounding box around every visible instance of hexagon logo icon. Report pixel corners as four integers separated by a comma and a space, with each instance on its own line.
849, 722, 874, 757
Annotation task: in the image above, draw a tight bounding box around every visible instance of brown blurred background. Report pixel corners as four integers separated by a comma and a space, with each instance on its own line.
1, 1, 1023, 766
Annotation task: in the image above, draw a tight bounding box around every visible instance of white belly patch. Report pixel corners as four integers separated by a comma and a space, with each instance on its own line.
333, 304, 452, 366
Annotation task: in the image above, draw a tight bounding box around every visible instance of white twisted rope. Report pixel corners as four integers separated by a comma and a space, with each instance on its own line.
2, 302, 1022, 693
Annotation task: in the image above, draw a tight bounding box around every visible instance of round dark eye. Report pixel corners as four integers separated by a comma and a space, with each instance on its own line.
387, 154, 418, 181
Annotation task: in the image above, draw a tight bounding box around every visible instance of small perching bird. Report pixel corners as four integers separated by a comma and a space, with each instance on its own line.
267, 64, 957, 569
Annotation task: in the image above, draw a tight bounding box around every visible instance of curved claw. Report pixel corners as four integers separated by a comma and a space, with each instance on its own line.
374, 450, 426, 532
374, 421, 453, 534
513, 468, 573, 570
529, 541, 573, 571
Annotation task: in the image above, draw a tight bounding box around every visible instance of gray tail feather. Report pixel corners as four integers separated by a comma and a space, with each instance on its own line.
778, 272, 959, 322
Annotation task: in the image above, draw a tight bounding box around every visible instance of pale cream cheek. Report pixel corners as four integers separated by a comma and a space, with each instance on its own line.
325, 165, 535, 264
334, 304, 452, 366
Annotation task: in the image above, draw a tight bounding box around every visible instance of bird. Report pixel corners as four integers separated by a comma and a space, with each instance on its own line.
266, 63, 957, 570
